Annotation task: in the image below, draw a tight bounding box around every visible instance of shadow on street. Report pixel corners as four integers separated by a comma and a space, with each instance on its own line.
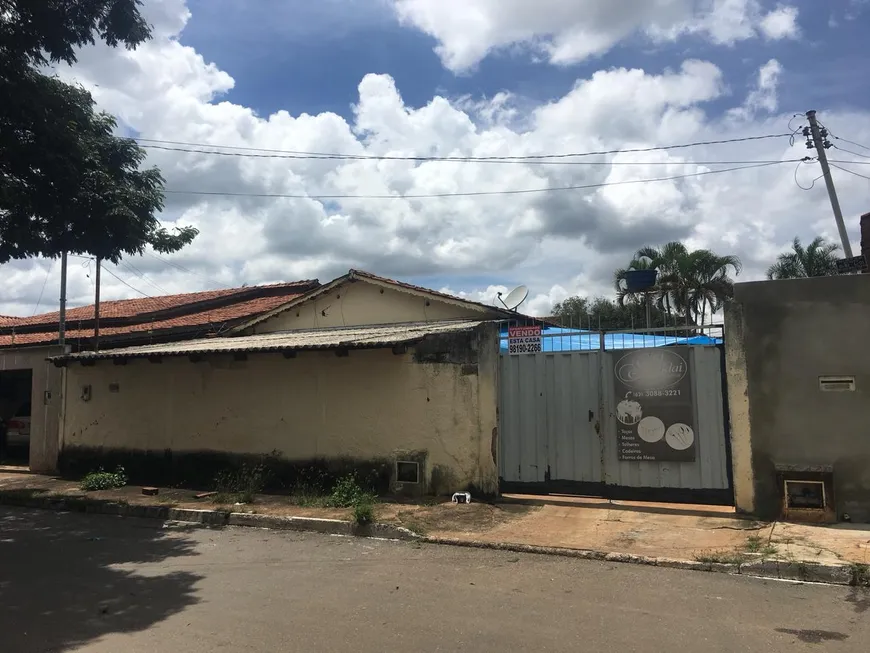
0, 507, 201, 652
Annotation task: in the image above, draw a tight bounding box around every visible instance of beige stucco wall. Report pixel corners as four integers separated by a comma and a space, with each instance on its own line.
250, 280, 493, 333
0, 345, 64, 472
61, 325, 500, 494
723, 303, 755, 514
725, 274, 870, 521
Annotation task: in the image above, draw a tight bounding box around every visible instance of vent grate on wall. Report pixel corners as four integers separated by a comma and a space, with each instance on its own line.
784, 480, 826, 510
396, 461, 420, 484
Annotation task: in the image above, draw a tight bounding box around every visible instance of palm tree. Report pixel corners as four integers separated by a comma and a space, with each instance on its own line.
766, 237, 839, 280
616, 242, 741, 326
613, 255, 656, 307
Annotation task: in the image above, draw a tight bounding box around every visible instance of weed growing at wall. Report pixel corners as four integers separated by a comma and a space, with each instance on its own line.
326, 474, 378, 524
352, 499, 375, 525
213, 462, 269, 504
80, 467, 128, 492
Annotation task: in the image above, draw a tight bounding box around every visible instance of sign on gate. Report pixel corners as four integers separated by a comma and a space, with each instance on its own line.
507, 325, 542, 355
613, 347, 696, 462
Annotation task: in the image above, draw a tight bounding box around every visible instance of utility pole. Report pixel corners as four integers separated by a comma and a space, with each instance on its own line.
58, 250, 68, 347
805, 110, 853, 257
93, 258, 101, 352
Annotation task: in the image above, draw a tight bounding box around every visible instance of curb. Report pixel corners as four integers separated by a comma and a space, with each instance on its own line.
0, 494, 861, 586
0, 494, 418, 542
420, 536, 860, 586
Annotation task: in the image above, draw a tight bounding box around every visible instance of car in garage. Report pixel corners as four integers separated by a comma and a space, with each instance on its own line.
3, 401, 31, 446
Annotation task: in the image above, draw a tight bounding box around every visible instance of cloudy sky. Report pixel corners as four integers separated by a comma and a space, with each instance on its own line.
2, 0, 870, 317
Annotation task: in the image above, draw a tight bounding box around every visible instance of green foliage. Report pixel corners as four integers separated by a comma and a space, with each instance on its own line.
352, 499, 375, 525
80, 466, 128, 491
214, 463, 269, 504
551, 296, 669, 331
327, 475, 372, 508
614, 242, 741, 326
744, 535, 778, 557
0, 0, 198, 263
766, 236, 839, 280
326, 474, 378, 525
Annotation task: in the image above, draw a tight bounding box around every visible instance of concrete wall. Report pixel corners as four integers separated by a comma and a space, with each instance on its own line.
251, 280, 492, 333
60, 324, 501, 494
0, 346, 64, 472
725, 275, 870, 521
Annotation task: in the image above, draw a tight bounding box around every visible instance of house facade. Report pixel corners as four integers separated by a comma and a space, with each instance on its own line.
0, 280, 319, 471
52, 270, 523, 495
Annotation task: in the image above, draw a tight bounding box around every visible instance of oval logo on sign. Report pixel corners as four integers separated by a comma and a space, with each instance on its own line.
615, 349, 687, 389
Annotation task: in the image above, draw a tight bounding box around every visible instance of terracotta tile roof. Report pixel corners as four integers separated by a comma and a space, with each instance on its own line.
0, 280, 318, 349
348, 269, 513, 314
16, 281, 316, 327
233, 269, 523, 333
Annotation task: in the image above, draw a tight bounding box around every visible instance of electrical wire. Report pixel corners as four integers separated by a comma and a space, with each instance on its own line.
145, 251, 230, 289
162, 159, 802, 200
831, 134, 870, 153
100, 264, 152, 298
787, 113, 805, 146
830, 163, 870, 181
117, 260, 170, 294
831, 144, 870, 160
133, 133, 794, 163
141, 143, 797, 166
31, 260, 53, 316
793, 159, 824, 191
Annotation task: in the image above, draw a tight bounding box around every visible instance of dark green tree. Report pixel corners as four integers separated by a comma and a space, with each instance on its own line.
0, 0, 197, 264
551, 296, 668, 331
766, 236, 839, 280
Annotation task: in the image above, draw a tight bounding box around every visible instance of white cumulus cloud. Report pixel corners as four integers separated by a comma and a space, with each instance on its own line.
2, 0, 868, 320
391, 0, 801, 72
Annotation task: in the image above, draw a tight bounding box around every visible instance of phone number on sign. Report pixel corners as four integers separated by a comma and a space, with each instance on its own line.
631, 389, 681, 397
509, 342, 542, 354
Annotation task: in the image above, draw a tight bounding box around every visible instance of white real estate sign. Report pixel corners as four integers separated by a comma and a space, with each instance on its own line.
507, 325, 542, 355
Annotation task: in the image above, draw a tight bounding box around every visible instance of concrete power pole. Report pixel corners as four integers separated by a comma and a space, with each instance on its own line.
94, 258, 101, 352
804, 110, 854, 257
58, 250, 67, 347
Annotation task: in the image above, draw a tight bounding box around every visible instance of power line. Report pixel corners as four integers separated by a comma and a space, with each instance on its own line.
141, 143, 798, 166
117, 260, 170, 295
163, 159, 801, 200
134, 133, 794, 163
31, 260, 53, 316
100, 264, 152, 298
831, 134, 870, 153
831, 144, 870, 160
830, 163, 870, 181
145, 251, 230, 289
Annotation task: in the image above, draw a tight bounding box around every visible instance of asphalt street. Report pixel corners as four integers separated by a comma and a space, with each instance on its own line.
0, 507, 867, 652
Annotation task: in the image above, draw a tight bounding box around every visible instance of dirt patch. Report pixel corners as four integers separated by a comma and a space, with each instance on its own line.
395, 501, 538, 535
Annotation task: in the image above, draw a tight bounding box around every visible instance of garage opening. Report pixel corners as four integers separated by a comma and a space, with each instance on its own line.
0, 369, 33, 465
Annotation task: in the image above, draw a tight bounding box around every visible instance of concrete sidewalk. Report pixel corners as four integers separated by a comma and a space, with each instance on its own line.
437, 494, 870, 567
2, 470, 869, 582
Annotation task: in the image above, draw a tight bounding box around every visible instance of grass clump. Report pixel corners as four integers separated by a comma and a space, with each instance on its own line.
851, 563, 870, 587
694, 550, 745, 565
80, 466, 128, 492
745, 534, 779, 557
213, 462, 268, 504
352, 498, 375, 525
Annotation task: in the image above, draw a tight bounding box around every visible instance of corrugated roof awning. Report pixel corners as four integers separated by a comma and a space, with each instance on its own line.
52, 320, 486, 362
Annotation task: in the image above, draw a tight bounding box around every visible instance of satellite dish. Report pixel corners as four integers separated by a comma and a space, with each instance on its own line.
498, 285, 529, 311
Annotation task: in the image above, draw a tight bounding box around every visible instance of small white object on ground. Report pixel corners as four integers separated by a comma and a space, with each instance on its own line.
452, 492, 471, 504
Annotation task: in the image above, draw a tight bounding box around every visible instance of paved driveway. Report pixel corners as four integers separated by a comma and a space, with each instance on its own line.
0, 507, 867, 652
